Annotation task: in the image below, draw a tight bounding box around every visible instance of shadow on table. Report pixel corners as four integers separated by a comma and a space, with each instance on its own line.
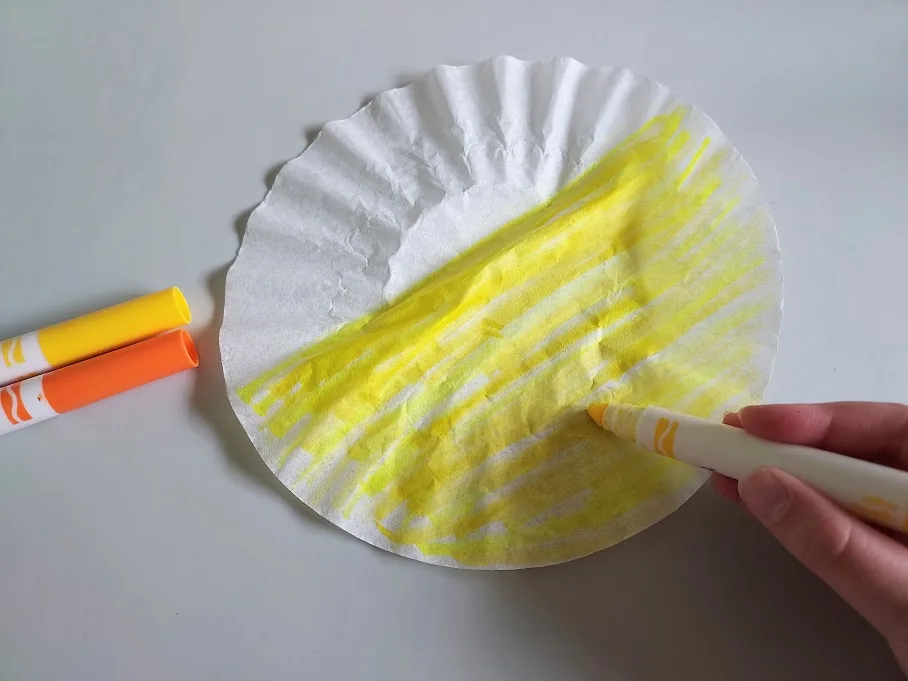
480, 489, 902, 681
302, 71, 420, 149
188, 159, 333, 532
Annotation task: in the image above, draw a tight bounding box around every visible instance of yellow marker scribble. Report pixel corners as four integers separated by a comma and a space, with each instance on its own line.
239, 108, 777, 567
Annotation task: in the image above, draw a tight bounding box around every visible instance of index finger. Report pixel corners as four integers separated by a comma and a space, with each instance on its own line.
738, 402, 908, 470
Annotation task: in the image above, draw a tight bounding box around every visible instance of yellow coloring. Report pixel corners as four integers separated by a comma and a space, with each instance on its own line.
239, 108, 777, 567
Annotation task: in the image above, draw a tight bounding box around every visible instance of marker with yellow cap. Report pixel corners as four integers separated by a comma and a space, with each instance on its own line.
0, 288, 191, 387
588, 403, 908, 534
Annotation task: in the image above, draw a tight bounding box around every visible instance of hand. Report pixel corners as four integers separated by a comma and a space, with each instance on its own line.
712, 402, 908, 673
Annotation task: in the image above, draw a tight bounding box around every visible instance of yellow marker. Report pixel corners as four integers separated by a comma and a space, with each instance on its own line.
0, 288, 191, 386
589, 403, 908, 534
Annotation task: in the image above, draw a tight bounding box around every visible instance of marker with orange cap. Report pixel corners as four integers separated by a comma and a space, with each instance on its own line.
0, 287, 191, 387
0, 330, 199, 436
587, 403, 908, 534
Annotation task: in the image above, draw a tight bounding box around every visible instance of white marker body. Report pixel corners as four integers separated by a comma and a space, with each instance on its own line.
0, 332, 51, 386
605, 404, 908, 533
0, 375, 59, 436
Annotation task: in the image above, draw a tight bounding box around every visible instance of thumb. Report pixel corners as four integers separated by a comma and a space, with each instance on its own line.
739, 468, 908, 648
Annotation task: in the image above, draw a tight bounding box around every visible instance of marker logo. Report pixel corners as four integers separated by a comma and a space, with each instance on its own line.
653, 417, 679, 458
1, 338, 25, 368
852, 495, 899, 528
1, 383, 33, 426
0, 332, 52, 387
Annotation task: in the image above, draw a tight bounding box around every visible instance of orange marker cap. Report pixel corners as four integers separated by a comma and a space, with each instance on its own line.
42, 330, 199, 414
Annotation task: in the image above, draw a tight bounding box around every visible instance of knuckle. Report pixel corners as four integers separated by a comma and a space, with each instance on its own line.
790, 510, 854, 573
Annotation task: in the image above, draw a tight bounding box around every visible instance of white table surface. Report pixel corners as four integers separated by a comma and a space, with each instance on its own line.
2, 1, 907, 679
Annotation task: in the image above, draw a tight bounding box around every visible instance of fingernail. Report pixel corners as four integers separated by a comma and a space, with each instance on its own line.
739, 469, 790, 525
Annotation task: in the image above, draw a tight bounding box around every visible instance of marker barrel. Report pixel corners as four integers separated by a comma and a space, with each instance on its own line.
0, 330, 199, 436
597, 404, 908, 533
0, 288, 191, 386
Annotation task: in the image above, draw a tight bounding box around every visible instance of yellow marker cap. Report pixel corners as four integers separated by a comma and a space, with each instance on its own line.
0, 288, 191, 387
38, 288, 191, 367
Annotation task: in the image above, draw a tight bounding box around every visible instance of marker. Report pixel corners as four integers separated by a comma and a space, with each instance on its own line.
0, 287, 191, 387
588, 402, 908, 534
0, 330, 199, 437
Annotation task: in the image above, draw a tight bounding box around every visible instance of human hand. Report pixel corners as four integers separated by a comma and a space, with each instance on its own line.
712, 402, 908, 674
